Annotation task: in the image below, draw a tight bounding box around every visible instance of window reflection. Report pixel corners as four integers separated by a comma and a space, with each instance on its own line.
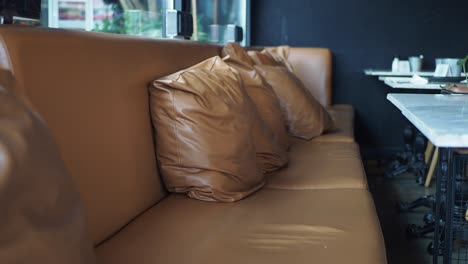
44, 0, 249, 45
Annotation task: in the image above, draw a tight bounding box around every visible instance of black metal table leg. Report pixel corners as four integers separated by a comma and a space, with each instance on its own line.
430, 148, 449, 262
398, 195, 435, 212
413, 132, 428, 185
386, 127, 428, 185
443, 149, 454, 264
385, 125, 414, 178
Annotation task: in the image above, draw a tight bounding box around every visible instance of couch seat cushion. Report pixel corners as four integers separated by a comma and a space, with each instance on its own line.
96, 188, 386, 264
313, 104, 354, 143
266, 140, 367, 190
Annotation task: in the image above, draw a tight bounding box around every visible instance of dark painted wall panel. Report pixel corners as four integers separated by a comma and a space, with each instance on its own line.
251, 0, 468, 158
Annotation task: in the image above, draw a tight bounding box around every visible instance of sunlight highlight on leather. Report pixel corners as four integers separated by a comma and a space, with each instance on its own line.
244, 224, 345, 251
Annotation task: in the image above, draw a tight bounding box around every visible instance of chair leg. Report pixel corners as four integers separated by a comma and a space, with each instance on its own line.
425, 141, 434, 164
425, 147, 439, 187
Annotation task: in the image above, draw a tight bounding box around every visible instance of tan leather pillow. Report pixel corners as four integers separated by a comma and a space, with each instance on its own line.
248, 47, 294, 72
0, 87, 95, 264
247, 50, 281, 67
150, 56, 266, 202
222, 43, 290, 154
263, 46, 295, 72
254, 64, 333, 140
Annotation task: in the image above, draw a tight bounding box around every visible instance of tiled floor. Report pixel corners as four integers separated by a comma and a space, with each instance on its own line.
365, 160, 436, 264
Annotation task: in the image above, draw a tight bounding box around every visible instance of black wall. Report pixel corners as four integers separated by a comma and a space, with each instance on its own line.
251, 0, 468, 159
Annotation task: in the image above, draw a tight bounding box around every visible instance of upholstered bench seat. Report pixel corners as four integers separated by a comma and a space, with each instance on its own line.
312, 104, 355, 143
96, 188, 385, 264
266, 140, 367, 190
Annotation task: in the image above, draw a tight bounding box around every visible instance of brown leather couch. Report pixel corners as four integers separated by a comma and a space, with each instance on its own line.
0, 26, 386, 263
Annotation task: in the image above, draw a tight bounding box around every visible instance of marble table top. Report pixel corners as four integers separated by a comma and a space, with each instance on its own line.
364, 69, 435, 77
387, 93, 468, 147
383, 79, 442, 90
365, 69, 465, 90
364, 69, 465, 77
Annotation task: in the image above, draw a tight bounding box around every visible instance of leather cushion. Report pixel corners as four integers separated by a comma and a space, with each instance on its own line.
96, 188, 386, 264
248, 47, 333, 108
263, 46, 295, 72
222, 43, 290, 152
150, 56, 267, 202
253, 64, 334, 140
267, 140, 367, 190
247, 50, 282, 67
0, 87, 95, 263
271, 104, 360, 190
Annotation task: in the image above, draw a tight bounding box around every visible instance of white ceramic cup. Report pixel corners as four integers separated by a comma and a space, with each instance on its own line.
444, 58, 462, 77
435, 58, 462, 77
409, 56, 423, 72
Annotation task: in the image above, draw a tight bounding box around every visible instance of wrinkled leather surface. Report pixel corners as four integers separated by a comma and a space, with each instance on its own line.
96, 188, 386, 264
288, 48, 332, 107
0, 86, 95, 264
263, 46, 295, 72
266, 140, 367, 190
151, 56, 266, 202
254, 64, 333, 140
0, 26, 221, 243
313, 104, 355, 143
222, 43, 290, 152
247, 50, 281, 66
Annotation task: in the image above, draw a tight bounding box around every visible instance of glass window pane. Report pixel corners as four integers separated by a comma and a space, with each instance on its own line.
192, 0, 249, 45
42, 0, 250, 45
45, 0, 165, 35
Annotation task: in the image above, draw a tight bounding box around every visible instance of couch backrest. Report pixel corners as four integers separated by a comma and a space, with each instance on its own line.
0, 26, 221, 245
246, 46, 332, 107
288, 47, 332, 107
